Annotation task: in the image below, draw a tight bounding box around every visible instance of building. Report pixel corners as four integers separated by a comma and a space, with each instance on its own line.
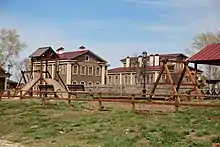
29, 46, 108, 86
107, 53, 202, 85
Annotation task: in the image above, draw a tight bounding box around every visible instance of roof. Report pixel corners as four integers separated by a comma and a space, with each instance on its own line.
29, 46, 52, 58
187, 44, 220, 65
108, 66, 162, 73
58, 49, 107, 62
120, 53, 188, 62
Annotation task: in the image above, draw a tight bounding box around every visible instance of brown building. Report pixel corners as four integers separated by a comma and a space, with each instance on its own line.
30, 46, 108, 86
107, 53, 202, 85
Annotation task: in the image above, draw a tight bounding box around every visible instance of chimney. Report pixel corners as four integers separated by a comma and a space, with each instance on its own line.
154, 54, 160, 66
138, 55, 142, 67
56, 47, 64, 55
79, 45, 87, 50
149, 54, 154, 66
126, 56, 130, 67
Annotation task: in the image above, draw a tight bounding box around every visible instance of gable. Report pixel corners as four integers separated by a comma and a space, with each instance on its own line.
30, 46, 59, 59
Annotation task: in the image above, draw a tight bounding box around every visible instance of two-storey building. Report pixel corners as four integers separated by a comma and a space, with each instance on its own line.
30, 45, 108, 85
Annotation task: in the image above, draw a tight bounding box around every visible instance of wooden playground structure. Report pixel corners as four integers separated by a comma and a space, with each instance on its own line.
1, 44, 220, 112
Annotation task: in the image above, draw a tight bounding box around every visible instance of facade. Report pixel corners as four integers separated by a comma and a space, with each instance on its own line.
30, 46, 108, 86
0, 67, 10, 91
107, 53, 202, 85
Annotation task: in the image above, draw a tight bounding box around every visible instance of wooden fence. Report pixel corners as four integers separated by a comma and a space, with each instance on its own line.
0, 90, 220, 112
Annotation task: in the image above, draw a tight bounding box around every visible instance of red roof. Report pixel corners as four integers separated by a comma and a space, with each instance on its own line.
58, 50, 88, 60
187, 44, 220, 65
120, 53, 188, 62
108, 66, 162, 73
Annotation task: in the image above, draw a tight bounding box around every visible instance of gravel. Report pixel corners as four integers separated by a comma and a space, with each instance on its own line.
0, 139, 26, 147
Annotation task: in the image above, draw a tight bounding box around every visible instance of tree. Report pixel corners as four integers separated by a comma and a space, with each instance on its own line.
13, 58, 30, 81
186, 31, 220, 79
0, 28, 27, 67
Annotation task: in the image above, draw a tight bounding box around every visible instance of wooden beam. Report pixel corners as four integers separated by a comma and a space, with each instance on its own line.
176, 63, 187, 92
185, 65, 202, 100
194, 63, 198, 85
149, 60, 166, 98
164, 62, 180, 111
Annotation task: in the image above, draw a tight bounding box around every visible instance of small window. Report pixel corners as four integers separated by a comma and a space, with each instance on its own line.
124, 74, 128, 84
80, 81, 85, 85
81, 65, 86, 75
88, 81, 93, 85
72, 65, 78, 74
115, 75, 119, 84
108, 76, 112, 84
72, 81, 78, 84
88, 66, 93, 75
150, 74, 154, 83
95, 81, 100, 85
62, 65, 66, 74
85, 55, 89, 61
96, 66, 100, 76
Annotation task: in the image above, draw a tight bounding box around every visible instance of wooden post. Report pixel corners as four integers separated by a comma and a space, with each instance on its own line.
98, 92, 102, 110
20, 90, 22, 101
132, 94, 135, 111
194, 63, 198, 85
164, 62, 180, 112
68, 93, 71, 106
31, 58, 34, 79
150, 60, 166, 98
176, 62, 187, 92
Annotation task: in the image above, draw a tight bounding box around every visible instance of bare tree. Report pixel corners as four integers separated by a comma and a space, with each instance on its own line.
186, 31, 220, 79
13, 58, 30, 81
0, 28, 27, 67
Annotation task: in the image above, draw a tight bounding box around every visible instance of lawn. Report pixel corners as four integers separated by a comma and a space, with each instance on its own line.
0, 100, 220, 147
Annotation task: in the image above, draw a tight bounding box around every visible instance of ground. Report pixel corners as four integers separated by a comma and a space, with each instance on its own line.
0, 100, 220, 147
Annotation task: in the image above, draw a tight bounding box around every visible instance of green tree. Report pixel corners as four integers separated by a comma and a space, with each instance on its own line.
0, 28, 27, 67
186, 31, 220, 79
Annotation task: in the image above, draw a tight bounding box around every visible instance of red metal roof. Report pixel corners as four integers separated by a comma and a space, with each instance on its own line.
58, 50, 88, 60
187, 44, 220, 65
108, 66, 162, 73
120, 53, 188, 62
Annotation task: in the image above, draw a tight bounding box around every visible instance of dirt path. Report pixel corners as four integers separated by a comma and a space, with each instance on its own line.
0, 139, 25, 147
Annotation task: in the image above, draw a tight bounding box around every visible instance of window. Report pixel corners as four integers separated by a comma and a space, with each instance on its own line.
81, 65, 86, 75
72, 65, 78, 74
150, 74, 154, 83
88, 66, 93, 75
80, 81, 85, 85
108, 76, 112, 84
115, 75, 119, 84
85, 55, 89, 61
72, 81, 78, 84
124, 74, 128, 84
162, 74, 166, 82
88, 81, 93, 85
134, 75, 138, 84
96, 66, 100, 76
95, 81, 100, 85
61, 65, 66, 74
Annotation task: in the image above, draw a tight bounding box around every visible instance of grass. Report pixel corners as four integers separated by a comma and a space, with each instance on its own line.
0, 100, 220, 147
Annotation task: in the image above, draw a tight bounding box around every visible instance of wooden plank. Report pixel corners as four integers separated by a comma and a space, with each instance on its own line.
176, 63, 187, 92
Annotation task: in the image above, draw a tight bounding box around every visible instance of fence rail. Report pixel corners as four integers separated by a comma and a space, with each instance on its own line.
1, 90, 220, 111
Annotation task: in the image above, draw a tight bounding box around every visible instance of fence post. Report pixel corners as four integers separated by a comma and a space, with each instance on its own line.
68, 93, 71, 106
132, 94, 135, 111
175, 96, 180, 112
98, 92, 102, 110
20, 90, 22, 101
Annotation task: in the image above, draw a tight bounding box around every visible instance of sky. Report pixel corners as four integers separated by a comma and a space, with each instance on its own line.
0, 0, 220, 68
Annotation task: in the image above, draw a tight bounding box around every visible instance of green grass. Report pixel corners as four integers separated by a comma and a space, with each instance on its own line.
0, 100, 220, 147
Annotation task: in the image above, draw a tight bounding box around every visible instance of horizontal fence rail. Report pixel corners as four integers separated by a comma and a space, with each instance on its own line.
1, 90, 220, 112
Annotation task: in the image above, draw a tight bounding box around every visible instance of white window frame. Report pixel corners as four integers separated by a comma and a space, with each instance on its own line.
61, 64, 66, 74
80, 81, 85, 85
88, 66, 93, 75
115, 75, 119, 84
88, 81, 93, 85
85, 55, 89, 61
81, 65, 86, 75
124, 74, 128, 84
72, 65, 78, 74
72, 81, 78, 84
96, 66, 101, 76
108, 75, 112, 84
95, 81, 100, 85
